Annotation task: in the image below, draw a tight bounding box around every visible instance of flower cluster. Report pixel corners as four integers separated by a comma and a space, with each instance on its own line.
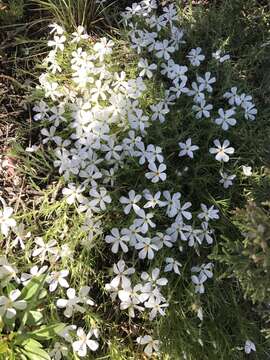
22, 0, 259, 358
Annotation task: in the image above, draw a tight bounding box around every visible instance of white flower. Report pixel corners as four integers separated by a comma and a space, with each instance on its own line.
135, 238, 159, 260
21, 265, 48, 286
244, 340, 256, 354
162, 191, 181, 218
56, 288, 85, 318
71, 26, 89, 43
143, 190, 166, 209
0, 257, 19, 286
164, 257, 182, 275
134, 210, 156, 233
191, 263, 214, 280
209, 139, 235, 162
105, 228, 129, 253
0, 290, 27, 319
178, 138, 199, 159
242, 165, 252, 176
219, 172, 236, 188
138, 58, 157, 78
155, 40, 175, 60
192, 99, 213, 119
12, 223, 30, 250
93, 37, 114, 61
0, 206, 16, 237
212, 50, 230, 63
110, 260, 135, 289
223, 87, 241, 106
215, 108, 237, 131
187, 47, 205, 66
32, 237, 58, 264
150, 102, 169, 123
198, 204, 219, 221
141, 268, 168, 287
145, 297, 169, 320
49, 342, 68, 360
48, 35, 66, 51
119, 190, 142, 215
243, 103, 257, 121
72, 327, 99, 357
48, 23, 64, 35
89, 187, 111, 212
145, 162, 167, 183
197, 72, 216, 92
136, 335, 159, 357
62, 183, 86, 204
47, 270, 69, 292
191, 275, 205, 294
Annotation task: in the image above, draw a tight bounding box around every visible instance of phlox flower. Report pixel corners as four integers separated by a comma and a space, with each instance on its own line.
93, 37, 114, 61
21, 265, 48, 286
0, 206, 16, 237
32, 237, 58, 264
154, 39, 175, 60
48, 23, 64, 35
56, 288, 86, 318
134, 210, 156, 233
215, 108, 237, 131
48, 35, 66, 51
72, 327, 99, 357
209, 139, 235, 162
105, 228, 129, 253
244, 340, 256, 354
0, 290, 27, 319
219, 172, 236, 188
47, 269, 69, 292
12, 223, 31, 250
119, 190, 142, 215
178, 138, 199, 159
192, 99, 213, 119
143, 190, 166, 209
136, 335, 160, 357
89, 187, 111, 212
150, 101, 169, 123
138, 58, 157, 78
164, 257, 182, 275
197, 72, 216, 92
0, 257, 19, 286
71, 26, 89, 43
145, 296, 169, 320
162, 191, 181, 218
135, 238, 159, 260
141, 268, 168, 287
145, 162, 167, 183
62, 183, 86, 204
198, 204, 219, 221
212, 50, 230, 63
110, 260, 135, 289
187, 47, 205, 66
223, 87, 241, 106
242, 165, 252, 176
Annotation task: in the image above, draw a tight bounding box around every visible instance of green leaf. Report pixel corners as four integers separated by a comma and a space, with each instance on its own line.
26, 311, 43, 326
20, 347, 51, 360
20, 275, 47, 303
0, 341, 9, 354
28, 323, 66, 341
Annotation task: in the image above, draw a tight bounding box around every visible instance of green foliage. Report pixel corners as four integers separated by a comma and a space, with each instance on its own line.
0, 275, 66, 360
213, 200, 270, 304
0, 0, 24, 25
31, 0, 115, 33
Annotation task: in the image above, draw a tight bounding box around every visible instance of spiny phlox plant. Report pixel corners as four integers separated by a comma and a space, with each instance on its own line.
0, 0, 258, 358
